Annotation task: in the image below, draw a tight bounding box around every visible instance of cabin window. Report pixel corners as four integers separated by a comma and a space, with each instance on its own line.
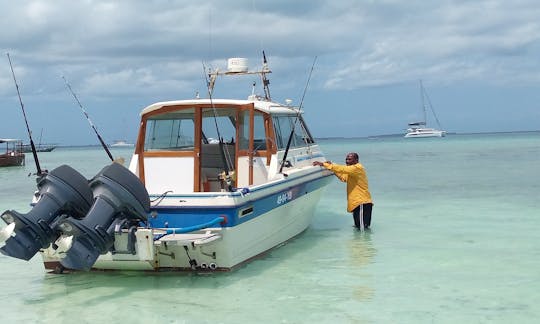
299, 117, 316, 145
238, 111, 249, 150
201, 108, 237, 176
272, 116, 314, 149
238, 111, 267, 151
253, 113, 267, 150
201, 108, 236, 144
144, 111, 195, 151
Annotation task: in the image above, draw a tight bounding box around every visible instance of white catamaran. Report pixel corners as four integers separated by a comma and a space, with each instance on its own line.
404, 80, 446, 138
0, 54, 334, 272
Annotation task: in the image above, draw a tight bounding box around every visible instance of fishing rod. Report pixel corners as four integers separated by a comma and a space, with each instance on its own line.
62, 76, 114, 162
278, 56, 317, 174
6, 53, 44, 176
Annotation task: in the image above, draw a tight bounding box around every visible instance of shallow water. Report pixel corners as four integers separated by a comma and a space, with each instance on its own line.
1, 133, 539, 323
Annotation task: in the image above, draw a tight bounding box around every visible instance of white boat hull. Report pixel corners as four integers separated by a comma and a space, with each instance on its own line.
41, 171, 333, 272
404, 128, 446, 138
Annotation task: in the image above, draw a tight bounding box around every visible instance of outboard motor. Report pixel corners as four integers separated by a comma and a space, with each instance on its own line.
0, 165, 93, 260
54, 162, 150, 271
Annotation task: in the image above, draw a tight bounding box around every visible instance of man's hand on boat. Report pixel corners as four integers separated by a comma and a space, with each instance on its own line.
312, 161, 331, 167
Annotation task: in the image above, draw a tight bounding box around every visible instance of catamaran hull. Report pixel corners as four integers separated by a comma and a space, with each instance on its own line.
404, 130, 446, 138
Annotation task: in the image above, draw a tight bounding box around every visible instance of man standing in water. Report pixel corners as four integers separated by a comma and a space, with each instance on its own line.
313, 152, 373, 230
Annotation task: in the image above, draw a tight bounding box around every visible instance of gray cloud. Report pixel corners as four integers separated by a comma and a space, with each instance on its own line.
1, 0, 539, 143
3, 0, 539, 94
324, 1, 540, 88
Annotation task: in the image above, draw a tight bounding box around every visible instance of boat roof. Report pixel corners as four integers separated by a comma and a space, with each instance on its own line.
0, 138, 23, 143
140, 98, 303, 116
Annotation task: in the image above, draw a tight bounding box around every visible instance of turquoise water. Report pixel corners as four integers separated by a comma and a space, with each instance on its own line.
0, 133, 539, 323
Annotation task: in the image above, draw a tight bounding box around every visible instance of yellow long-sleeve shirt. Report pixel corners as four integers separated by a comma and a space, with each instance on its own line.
323, 162, 372, 212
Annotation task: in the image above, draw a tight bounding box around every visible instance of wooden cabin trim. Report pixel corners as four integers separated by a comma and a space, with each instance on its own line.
194, 108, 202, 192
248, 107, 254, 185
136, 120, 146, 184
264, 115, 276, 165
135, 102, 256, 192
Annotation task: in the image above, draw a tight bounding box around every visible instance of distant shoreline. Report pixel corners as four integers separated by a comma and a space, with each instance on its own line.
48, 130, 540, 148
316, 129, 540, 140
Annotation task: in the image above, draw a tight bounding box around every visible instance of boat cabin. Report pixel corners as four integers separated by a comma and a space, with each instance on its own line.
130, 99, 315, 194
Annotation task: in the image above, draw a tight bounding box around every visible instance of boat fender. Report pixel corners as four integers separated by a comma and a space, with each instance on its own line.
209, 263, 217, 270
200, 263, 208, 269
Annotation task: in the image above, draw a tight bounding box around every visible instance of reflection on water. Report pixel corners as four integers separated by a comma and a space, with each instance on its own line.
349, 230, 376, 302
350, 231, 376, 267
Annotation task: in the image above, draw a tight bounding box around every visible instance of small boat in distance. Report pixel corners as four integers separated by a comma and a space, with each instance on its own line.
0, 139, 25, 167
405, 124, 446, 138
22, 129, 57, 152
110, 140, 134, 147
405, 80, 446, 138
21, 143, 56, 153
0, 54, 333, 273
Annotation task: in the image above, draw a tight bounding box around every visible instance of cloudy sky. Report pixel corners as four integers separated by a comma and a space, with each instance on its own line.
1, 0, 539, 145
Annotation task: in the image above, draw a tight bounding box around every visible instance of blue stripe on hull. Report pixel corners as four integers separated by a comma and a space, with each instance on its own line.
148, 174, 332, 229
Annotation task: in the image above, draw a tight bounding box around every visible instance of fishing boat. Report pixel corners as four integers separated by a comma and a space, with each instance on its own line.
0, 55, 333, 272
21, 129, 57, 152
404, 80, 446, 138
0, 139, 25, 167
21, 143, 56, 153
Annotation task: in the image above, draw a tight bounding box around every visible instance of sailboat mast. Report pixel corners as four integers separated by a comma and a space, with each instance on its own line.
420, 80, 427, 125
423, 85, 444, 130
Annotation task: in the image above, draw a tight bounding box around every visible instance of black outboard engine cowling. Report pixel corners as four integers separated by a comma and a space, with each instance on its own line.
0, 165, 93, 260
56, 163, 150, 271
